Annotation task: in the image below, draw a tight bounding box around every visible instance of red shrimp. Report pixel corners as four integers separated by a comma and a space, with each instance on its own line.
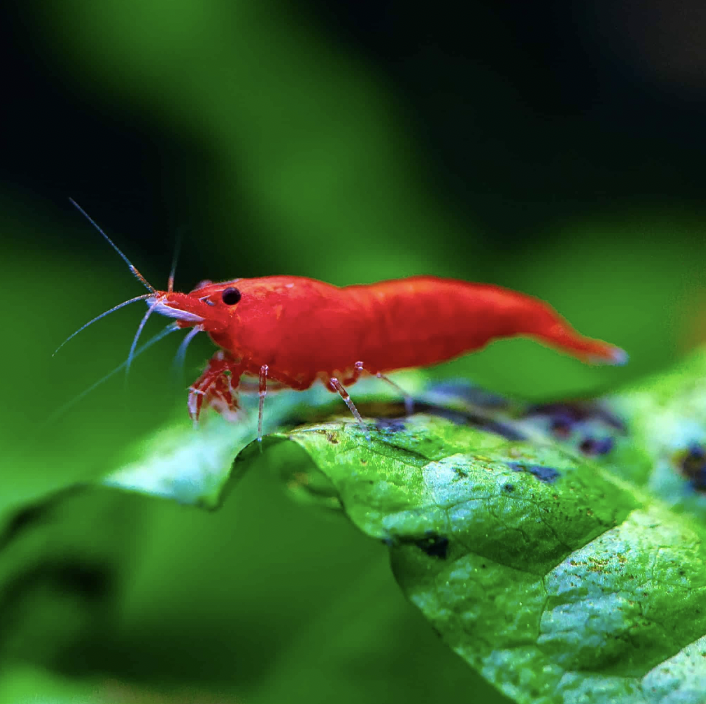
63, 202, 627, 441
149, 275, 626, 438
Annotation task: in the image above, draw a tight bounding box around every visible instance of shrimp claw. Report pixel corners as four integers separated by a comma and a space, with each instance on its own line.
188, 351, 244, 425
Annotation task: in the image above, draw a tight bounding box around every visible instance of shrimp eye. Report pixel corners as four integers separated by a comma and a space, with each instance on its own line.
221, 287, 242, 305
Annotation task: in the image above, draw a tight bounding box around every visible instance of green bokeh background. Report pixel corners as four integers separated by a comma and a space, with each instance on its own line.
2, 1, 706, 701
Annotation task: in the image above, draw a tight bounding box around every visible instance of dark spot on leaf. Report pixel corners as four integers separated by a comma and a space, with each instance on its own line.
375, 418, 407, 433
481, 564, 487, 569
508, 461, 560, 483
550, 419, 573, 438
413, 402, 526, 441
679, 444, 706, 491
525, 402, 626, 434
290, 393, 525, 441
579, 436, 615, 456
387, 533, 449, 559
415, 535, 449, 559
503, 483, 515, 492
427, 381, 508, 408
325, 432, 339, 444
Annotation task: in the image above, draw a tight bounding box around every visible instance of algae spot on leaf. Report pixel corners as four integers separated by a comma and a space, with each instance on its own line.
507, 461, 560, 484
375, 418, 407, 433
578, 436, 615, 457
678, 444, 706, 492
415, 534, 449, 559
426, 380, 509, 409
396, 533, 450, 560
413, 402, 526, 441
524, 401, 626, 434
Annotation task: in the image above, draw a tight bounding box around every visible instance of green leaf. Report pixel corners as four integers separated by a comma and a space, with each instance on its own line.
511, 346, 706, 519
21, 353, 706, 703
609, 348, 706, 514
233, 397, 706, 703
99, 373, 431, 507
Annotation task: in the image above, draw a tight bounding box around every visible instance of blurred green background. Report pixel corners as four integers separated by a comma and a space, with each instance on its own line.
2, 1, 706, 701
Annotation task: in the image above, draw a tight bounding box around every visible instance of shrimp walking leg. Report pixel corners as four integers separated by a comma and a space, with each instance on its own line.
376, 372, 414, 415
257, 364, 268, 444
188, 351, 244, 423
328, 376, 371, 440
345, 361, 415, 416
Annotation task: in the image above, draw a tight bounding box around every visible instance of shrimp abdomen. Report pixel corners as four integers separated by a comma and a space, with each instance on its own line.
346, 276, 624, 372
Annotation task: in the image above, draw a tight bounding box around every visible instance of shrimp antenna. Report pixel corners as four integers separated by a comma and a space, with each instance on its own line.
125, 302, 159, 383
47, 322, 179, 424
53, 293, 154, 356
69, 198, 157, 294
172, 325, 202, 385
167, 225, 185, 293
